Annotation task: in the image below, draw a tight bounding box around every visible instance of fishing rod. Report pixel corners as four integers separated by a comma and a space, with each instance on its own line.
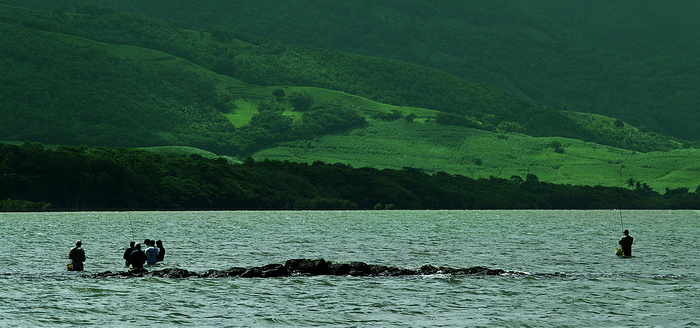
126, 213, 136, 242
617, 194, 624, 232
614, 194, 626, 256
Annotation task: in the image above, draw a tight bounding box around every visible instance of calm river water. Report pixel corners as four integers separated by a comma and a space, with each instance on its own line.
1, 210, 698, 327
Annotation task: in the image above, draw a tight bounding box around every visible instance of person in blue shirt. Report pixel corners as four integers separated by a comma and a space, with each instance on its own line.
145, 240, 159, 265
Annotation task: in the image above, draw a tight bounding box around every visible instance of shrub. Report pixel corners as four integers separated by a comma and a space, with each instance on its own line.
289, 91, 314, 111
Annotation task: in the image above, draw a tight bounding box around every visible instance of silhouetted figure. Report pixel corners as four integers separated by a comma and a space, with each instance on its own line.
129, 243, 147, 269
68, 240, 86, 271
123, 241, 135, 267
145, 240, 159, 265
618, 229, 634, 256
156, 240, 165, 262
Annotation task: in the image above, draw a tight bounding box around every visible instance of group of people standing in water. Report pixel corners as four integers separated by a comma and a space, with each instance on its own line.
123, 239, 166, 269
67, 239, 166, 271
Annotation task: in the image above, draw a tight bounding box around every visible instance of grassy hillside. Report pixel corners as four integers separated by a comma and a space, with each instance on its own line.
252, 120, 700, 192
1, 3, 698, 192
0, 4, 569, 141
30, 0, 700, 141
0, 4, 685, 152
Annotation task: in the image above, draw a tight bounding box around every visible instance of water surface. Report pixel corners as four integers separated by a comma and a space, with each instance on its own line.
1, 210, 698, 327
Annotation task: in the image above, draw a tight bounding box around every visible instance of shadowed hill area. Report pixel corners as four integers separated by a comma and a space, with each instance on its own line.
20, 0, 700, 141
523, 0, 700, 58
0, 4, 685, 152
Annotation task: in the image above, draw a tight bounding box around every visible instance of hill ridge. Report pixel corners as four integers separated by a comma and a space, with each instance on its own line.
0, 4, 697, 190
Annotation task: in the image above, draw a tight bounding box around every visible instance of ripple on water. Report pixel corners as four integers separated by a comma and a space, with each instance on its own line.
2, 210, 700, 327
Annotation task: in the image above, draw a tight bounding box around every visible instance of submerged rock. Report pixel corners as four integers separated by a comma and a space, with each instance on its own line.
149, 268, 199, 278
85, 259, 522, 279
285, 258, 331, 276
201, 267, 246, 278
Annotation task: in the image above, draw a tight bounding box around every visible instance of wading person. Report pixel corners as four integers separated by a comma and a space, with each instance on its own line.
156, 240, 165, 262
129, 243, 147, 269
123, 241, 135, 267
618, 229, 634, 256
68, 240, 86, 271
145, 240, 159, 265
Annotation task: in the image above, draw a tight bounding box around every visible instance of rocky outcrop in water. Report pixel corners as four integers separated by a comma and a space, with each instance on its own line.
88, 258, 522, 278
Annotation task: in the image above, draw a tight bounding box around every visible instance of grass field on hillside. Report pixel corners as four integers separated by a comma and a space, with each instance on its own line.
252, 120, 700, 192
138, 146, 242, 164
223, 85, 440, 127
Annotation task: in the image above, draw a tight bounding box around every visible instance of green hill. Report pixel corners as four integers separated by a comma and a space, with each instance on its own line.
25, 0, 700, 142
252, 120, 700, 191
0, 4, 684, 150
1, 4, 698, 192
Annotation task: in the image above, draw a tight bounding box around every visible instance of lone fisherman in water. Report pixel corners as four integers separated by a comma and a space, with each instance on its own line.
68, 240, 86, 271
618, 229, 634, 256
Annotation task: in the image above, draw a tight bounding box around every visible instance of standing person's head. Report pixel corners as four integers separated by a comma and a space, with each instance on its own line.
75, 240, 82, 247
156, 240, 163, 248
623, 229, 629, 236
134, 243, 141, 250
144, 239, 150, 246
129, 241, 135, 247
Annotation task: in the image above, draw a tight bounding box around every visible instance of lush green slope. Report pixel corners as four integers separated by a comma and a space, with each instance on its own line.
0, 4, 686, 153
28, 0, 700, 141
1, 3, 697, 193
253, 120, 700, 192
0, 4, 576, 143
0, 15, 235, 150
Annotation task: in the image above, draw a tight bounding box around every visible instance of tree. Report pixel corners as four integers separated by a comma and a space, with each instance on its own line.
75, 4, 115, 16
272, 89, 286, 99
435, 112, 480, 128
525, 173, 540, 184
289, 91, 314, 111
248, 111, 293, 139
371, 109, 403, 121
257, 99, 285, 112
209, 26, 234, 42
548, 140, 564, 153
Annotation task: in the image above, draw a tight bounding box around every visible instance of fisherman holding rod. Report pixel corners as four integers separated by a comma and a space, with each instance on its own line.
616, 195, 634, 257
619, 229, 634, 257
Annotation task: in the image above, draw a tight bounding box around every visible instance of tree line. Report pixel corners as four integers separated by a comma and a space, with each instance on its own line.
1, 142, 698, 211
